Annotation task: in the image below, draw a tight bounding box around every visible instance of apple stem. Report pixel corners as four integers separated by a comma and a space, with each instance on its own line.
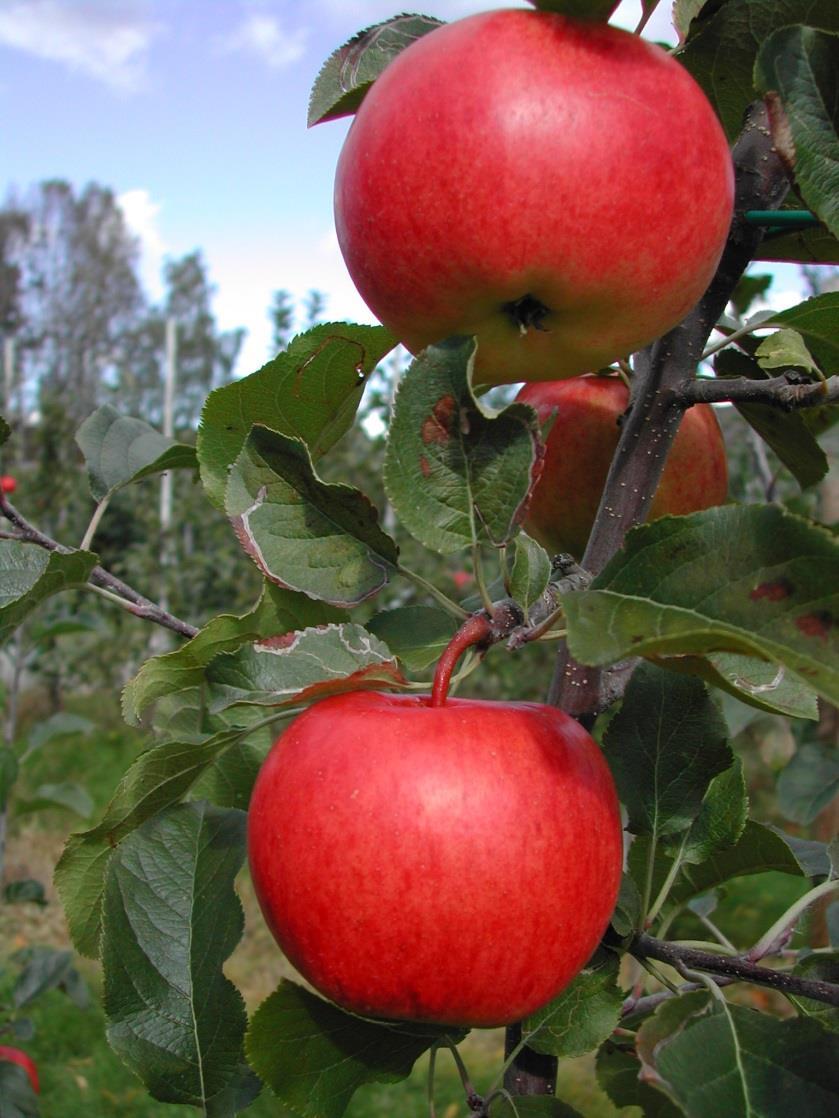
430, 613, 493, 706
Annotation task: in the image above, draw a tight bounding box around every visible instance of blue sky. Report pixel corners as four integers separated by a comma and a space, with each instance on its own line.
0, 0, 804, 379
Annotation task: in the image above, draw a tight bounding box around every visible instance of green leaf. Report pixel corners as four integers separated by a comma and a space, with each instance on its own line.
771, 291, 839, 372
15, 781, 93, 819
769, 825, 831, 876
54, 728, 241, 957
0, 540, 98, 643
677, 756, 749, 866
778, 742, 839, 824
654, 1000, 839, 1115
678, 0, 839, 141
714, 347, 830, 491
510, 533, 552, 615
226, 426, 398, 607
122, 583, 345, 723
562, 505, 839, 706
610, 874, 642, 939
308, 15, 443, 126
204, 623, 406, 713
756, 25, 839, 240
602, 663, 733, 838
3, 879, 47, 906
754, 192, 839, 263
25, 712, 95, 752
665, 648, 821, 718
198, 323, 394, 510
102, 802, 251, 1109
366, 605, 457, 671
75, 404, 196, 501
0, 1061, 39, 1117
12, 946, 86, 1008
790, 951, 839, 1033
245, 979, 462, 1118
384, 338, 543, 555
523, 952, 624, 1060
731, 272, 773, 316
596, 1042, 682, 1118
756, 328, 821, 374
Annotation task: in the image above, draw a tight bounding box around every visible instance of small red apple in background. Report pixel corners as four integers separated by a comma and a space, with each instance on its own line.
334, 9, 733, 386
247, 690, 622, 1028
0, 475, 16, 495
517, 376, 728, 558
0, 1046, 39, 1093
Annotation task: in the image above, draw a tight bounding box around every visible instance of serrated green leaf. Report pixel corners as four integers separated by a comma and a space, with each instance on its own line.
596, 1042, 682, 1118
778, 741, 839, 824
102, 802, 251, 1109
771, 291, 839, 370
226, 426, 398, 607
0, 540, 98, 643
54, 729, 241, 957
523, 952, 623, 1059
384, 338, 542, 555
122, 583, 345, 723
198, 323, 394, 509
790, 951, 839, 1033
245, 979, 462, 1118
510, 533, 552, 615
204, 623, 406, 713
664, 648, 821, 718
715, 348, 830, 490
676, 756, 749, 865
602, 663, 733, 838
308, 14, 444, 126
756, 25, 839, 240
563, 505, 839, 706
366, 605, 457, 671
75, 404, 196, 501
756, 328, 821, 374
655, 1000, 839, 1115
678, 0, 839, 141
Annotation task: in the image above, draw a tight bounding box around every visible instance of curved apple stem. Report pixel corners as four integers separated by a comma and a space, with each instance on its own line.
430, 612, 493, 707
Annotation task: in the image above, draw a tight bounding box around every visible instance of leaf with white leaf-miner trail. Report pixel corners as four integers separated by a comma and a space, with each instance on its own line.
245, 979, 463, 1118
204, 623, 406, 713
76, 404, 196, 501
562, 504, 839, 706
308, 14, 444, 126
0, 540, 98, 643
523, 951, 623, 1060
384, 337, 543, 555
102, 802, 259, 1111
122, 582, 346, 723
198, 323, 394, 510
226, 426, 398, 606
756, 24, 839, 240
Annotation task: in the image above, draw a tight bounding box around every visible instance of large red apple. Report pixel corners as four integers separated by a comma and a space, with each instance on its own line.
247, 690, 622, 1027
518, 376, 728, 558
333, 9, 734, 386
0, 1046, 39, 1094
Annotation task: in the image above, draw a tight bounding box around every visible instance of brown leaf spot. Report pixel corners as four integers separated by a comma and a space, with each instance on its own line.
419, 455, 431, 478
795, 611, 833, 642
257, 633, 299, 651
750, 578, 794, 602
421, 394, 457, 445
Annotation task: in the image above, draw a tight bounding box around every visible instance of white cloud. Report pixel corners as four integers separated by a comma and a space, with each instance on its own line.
0, 0, 160, 92
217, 10, 307, 70
118, 188, 167, 300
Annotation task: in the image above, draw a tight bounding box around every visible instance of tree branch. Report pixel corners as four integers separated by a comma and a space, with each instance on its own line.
678, 373, 839, 409
0, 495, 198, 639
632, 934, 839, 1008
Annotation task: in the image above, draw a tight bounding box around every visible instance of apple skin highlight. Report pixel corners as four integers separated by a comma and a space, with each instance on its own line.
248, 690, 623, 1028
334, 9, 734, 386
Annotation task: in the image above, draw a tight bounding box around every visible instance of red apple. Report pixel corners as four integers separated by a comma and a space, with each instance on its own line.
0, 1046, 39, 1093
247, 690, 622, 1027
334, 9, 734, 386
518, 376, 728, 558
0, 476, 16, 495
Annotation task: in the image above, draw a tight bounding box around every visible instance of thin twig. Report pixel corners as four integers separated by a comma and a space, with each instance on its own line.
677, 372, 838, 409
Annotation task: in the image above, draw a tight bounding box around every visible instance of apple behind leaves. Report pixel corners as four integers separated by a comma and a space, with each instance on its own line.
248, 690, 623, 1028
334, 9, 734, 385
0, 476, 16, 495
0, 1046, 39, 1094
518, 376, 729, 558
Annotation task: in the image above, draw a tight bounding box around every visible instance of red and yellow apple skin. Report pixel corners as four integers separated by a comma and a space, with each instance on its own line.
0, 1047, 39, 1094
334, 9, 734, 386
247, 691, 623, 1028
518, 376, 729, 558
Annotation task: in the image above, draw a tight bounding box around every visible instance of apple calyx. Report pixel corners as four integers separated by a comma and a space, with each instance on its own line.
501, 293, 551, 337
